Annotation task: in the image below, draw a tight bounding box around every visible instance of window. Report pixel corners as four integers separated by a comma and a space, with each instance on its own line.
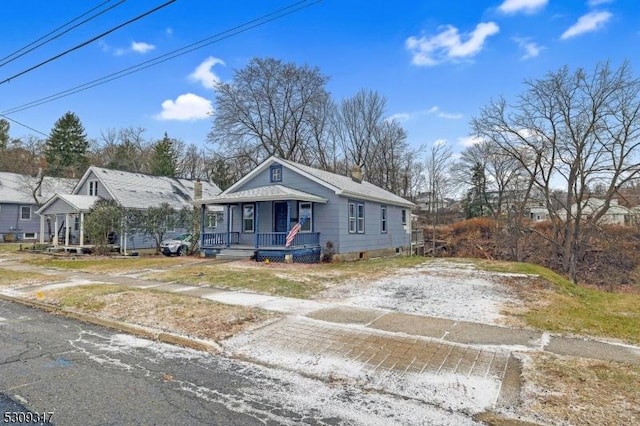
357, 204, 365, 233
24, 232, 37, 239
401, 209, 407, 225
206, 212, 218, 228
74, 215, 80, 231
270, 165, 283, 183
299, 202, 312, 232
20, 206, 31, 220
381, 206, 387, 233
242, 204, 255, 233
88, 180, 99, 196
348, 202, 356, 233
348, 201, 365, 234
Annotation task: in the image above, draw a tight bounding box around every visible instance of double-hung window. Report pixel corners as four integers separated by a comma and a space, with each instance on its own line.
20, 206, 31, 220
401, 209, 407, 225
299, 202, 312, 232
381, 206, 387, 233
88, 180, 99, 196
206, 212, 218, 228
242, 204, 255, 233
348, 201, 365, 234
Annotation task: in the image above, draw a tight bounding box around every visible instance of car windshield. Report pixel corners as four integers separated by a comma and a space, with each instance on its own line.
175, 234, 191, 241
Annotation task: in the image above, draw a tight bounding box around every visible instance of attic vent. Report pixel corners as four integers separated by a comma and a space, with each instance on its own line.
351, 164, 363, 183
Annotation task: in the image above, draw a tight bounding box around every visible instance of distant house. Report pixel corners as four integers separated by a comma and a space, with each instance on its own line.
569, 198, 632, 226
36, 166, 221, 251
0, 171, 75, 242
195, 156, 415, 262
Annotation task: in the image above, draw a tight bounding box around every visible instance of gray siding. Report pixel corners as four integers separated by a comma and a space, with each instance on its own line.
75, 171, 111, 199
235, 166, 342, 251
0, 203, 42, 240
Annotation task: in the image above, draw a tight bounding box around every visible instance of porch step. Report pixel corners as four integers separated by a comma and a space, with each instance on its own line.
216, 249, 256, 260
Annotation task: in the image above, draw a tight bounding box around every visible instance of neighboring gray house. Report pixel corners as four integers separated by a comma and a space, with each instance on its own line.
196, 157, 415, 262
37, 166, 221, 251
0, 171, 75, 242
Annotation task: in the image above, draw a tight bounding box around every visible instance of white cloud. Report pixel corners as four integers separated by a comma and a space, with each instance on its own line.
165, 27, 173, 37
428, 106, 463, 119
189, 56, 225, 89
588, 0, 613, 6
131, 41, 155, 54
387, 112, 412, 122
406, 22, 499, 66
387, 107, 462, 122
498, 0, 548, 14
561, 10, 612, 39
513, 37, 544, 59
458, 135, 482, 147
155, 93, 213, 121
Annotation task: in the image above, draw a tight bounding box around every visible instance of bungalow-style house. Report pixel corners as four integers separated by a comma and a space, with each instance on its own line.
0, 171, 76, 242
37, 166, 221, 251
195, 156, 415, 262
568, 198, 633, 226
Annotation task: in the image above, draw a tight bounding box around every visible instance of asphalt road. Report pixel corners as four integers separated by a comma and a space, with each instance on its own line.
1, 300, 468, 426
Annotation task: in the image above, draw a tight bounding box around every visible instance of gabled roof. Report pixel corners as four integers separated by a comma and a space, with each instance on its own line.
37, 194, 100, 214
74, 166, 222, 210
0, 172, 76, 205
200, 184, 328, 204
222, 157, 415, 208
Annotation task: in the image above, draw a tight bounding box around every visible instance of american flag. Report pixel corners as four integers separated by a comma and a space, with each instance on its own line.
285, 215, 308, 247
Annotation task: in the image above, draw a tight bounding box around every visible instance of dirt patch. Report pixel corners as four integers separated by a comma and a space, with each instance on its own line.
516, 352, 640, 425
38, 286, 277, 341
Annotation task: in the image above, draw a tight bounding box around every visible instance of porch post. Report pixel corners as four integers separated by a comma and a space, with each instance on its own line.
53, 215, 58, 247
64, 213, 70, 246
39, 214, 45, 244
286, 200, 291, 229
79, 212, 85, 247
255, 202, 259, 248
226, 204, 231, 248
200, 203, 206, 249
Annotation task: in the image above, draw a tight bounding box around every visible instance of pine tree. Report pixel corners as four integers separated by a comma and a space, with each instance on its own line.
0, 118, 9, 151
45, 112, 89, 177
149, 132, 177, 177
463, 162, 488, 218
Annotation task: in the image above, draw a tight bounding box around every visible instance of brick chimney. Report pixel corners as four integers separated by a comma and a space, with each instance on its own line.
351, 164, 363, 183
194, 179, 203, 200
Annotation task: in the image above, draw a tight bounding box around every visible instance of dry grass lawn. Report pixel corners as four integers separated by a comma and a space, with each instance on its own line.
36, 284, 276, 341
0, 268, 52, 288
24, 255, 208, 274
518, 352, 640, 425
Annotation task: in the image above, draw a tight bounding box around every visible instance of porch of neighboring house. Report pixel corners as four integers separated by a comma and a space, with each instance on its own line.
197, 186, 326, 263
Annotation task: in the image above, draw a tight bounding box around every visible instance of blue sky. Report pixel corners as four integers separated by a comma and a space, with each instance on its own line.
1, 0, 638, 153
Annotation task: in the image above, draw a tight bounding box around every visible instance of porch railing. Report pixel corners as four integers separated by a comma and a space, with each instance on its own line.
256, 232, 320, 247
202, 232, 240, 246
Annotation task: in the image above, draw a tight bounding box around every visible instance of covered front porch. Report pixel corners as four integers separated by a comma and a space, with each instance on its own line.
197, 185, 327, 262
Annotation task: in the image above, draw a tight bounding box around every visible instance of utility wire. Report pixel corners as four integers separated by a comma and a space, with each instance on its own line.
2, 0, 321, 116
0, 113, 47, 137
0, 0, 175, 86
0, 0, 126, 69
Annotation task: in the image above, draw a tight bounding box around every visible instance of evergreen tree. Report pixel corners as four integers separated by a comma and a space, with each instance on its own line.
45, 112, 89, 177
463, 162, 488, 218
149, 132, 177, 177
0, 118, 9, 151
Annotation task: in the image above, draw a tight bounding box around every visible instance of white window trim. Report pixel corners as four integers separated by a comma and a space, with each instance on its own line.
348, 202, 356, 234
20, 206, 32, 220
206, 212, 218, 228
299, 202, 312, 233
357, 203, 365, 234
88, 180, 99, 196
242, 204, 255, 233
381, 205, 387, 233
401, 209, 407, 225
23, 232, 37, 239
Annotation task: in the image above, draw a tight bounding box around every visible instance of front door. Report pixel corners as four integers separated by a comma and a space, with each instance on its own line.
274, 202, 288, 233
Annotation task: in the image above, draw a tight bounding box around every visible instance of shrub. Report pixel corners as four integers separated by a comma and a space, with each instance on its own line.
321, 241, 335, 263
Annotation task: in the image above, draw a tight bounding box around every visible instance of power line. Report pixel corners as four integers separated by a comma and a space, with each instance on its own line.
0, 113, 47, 137
0, 0, 176, 86
0, 0, 127, 69
1, 0, 322, 115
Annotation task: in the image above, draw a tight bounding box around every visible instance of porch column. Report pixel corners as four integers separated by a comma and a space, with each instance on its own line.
79, 212, 85, 247
200, 203, 206, 249
39, 214, 45, 244
64, 213, 70, 246
255, 202, 260, 248
286, 201, 291, 250
53, 215, 58, 247
226, 204, 231, 248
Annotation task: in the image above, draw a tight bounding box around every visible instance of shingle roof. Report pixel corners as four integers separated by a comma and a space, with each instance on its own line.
55, 194, 101, 212
276, 158, 415, 208
80, 167, 221, 210
0, 172, 76, 205
200, 184, 328, 204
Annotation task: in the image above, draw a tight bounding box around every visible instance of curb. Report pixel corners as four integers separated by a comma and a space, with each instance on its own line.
0, 292, 222, 354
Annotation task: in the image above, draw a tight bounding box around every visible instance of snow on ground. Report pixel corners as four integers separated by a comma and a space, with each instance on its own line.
319, 259, 531, 324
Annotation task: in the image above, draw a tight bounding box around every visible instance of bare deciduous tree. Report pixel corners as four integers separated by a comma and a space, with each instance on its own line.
472, 61, 640, 283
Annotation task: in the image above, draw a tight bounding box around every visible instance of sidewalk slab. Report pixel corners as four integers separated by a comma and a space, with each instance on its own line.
546, 336, 640, 365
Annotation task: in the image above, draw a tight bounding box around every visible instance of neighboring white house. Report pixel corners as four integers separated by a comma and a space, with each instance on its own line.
37, 166, 221, 251
569, 198, 632, 226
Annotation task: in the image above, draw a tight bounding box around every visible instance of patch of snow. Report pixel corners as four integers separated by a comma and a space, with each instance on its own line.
320, 260, 528, 324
